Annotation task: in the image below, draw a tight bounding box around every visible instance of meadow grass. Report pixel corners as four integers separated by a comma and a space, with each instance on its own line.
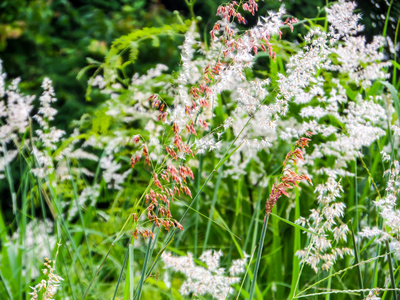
0, 0, 400, 299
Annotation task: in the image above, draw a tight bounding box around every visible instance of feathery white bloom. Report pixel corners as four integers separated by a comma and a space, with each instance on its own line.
162, 250, 247, 299
360, 158, 400, 257
100, 155, 131, 190
67, 184, 100, 221
296, 177, 352, 272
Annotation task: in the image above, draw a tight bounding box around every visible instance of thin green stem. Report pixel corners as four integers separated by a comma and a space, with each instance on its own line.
386, 240, 398, 300
112, 235, 133, 300
248, 215, 269, 300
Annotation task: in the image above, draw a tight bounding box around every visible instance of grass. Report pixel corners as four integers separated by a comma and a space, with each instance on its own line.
0, 0, 400, 299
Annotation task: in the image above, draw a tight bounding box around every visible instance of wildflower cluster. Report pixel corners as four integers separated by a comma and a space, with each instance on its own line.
0, 66, 105, 215
296, 178, 353, 272
162, 250, 248, 299
31, 78, 65, 179
360, 155, 400, 256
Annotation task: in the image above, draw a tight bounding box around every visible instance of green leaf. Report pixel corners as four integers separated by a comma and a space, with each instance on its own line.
215, 142, 243, 170
392, 60, 400, 71
86, 57, 102, 65
77, 65, 96, 81
269, 213, 316, 235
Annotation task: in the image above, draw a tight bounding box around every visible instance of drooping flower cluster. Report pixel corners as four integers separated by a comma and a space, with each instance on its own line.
162, 250, 248, 299
296, 178, 353, 272
0, 67, 35, 143
266, 135, 313, 215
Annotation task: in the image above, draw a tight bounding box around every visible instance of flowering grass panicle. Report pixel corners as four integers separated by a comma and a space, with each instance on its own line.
296, 177, 353, 272
266, 135, 312, 215
360, 157, 400, 256
29, 242, 63, 300
162, 250, 248, 299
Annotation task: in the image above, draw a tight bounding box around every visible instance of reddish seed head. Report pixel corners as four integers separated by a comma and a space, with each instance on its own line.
266, 135, 313, 215
184, 145, 194, 158
132, 213, 138, 222
131, 155, 141, 168
142, 144, 149, 156
173, 123, 180, 133
296, 137, 312, 148
253, 45, 258, 55
132, 135, 140, 143
154, 173, 163, 191
261, 44, 267, 53
175, 221, 184, 231
145, 156, 151, 166
305, 131, 314, 137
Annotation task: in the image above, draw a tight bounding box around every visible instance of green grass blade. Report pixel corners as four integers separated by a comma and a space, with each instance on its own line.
289, 187, 301, 299
0, 267, 12, 300
203, 165, 223, 252
381, 0, 393, 39
248, 215, 269, 300
194, 156, 203, 258
270, 205, 283, 299
236, 245, 257, 300
67, 158, 93, 269
142, 235, 175, 284
244, 192, 260, 254
82, 245, 114, 299
385, 240, 398, 300
135, 219, 158, 299
325, 268, 333, 300
129, 244, 135, 300
269, 213, 316, 235
393, 17, 400, 86
215, 142, 243, 171
351, 223, 365, 299
113, 236, 133, 300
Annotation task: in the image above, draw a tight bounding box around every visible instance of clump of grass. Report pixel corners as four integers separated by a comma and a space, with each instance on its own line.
0, 0, 399, 299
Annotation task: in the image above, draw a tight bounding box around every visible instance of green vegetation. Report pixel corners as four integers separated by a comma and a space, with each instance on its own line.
0, 0, 400, 299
